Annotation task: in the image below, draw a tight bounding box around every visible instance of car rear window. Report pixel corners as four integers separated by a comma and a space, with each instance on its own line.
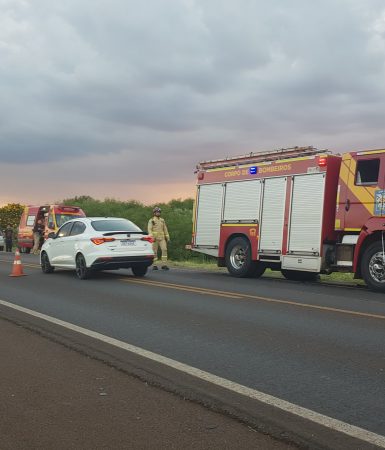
91, 219, 142, 232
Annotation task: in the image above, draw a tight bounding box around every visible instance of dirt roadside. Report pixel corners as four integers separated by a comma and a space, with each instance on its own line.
0, 317, 296, 450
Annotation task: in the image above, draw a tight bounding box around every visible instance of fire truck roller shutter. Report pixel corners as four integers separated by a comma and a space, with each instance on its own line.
288, 173, 325, 255
259, 177, 287, 253
195, 183, 223, 247
223, 180, 262, 221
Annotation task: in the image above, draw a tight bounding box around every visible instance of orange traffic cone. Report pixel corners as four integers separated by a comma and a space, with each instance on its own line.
9, 248, 27, 277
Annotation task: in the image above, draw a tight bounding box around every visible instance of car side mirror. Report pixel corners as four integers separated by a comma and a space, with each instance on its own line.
48, 232, 56, 239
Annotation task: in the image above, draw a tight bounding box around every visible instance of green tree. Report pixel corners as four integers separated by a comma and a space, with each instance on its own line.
0, 203, 24, 231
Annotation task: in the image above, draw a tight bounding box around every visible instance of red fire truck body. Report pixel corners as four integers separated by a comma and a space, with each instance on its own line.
191, 146, 385, 291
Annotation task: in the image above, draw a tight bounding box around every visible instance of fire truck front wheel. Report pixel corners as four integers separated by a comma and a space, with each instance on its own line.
225, 236, 263, 278
361, 241, 385, 292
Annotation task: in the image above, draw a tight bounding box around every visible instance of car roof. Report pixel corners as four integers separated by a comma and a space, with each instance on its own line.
86, 217, 129, 221
65, 217, 129, 223
68, 216, 129, 222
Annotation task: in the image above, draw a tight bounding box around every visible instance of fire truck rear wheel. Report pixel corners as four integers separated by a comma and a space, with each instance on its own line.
225, 236, 261, 278
361, 241, 385, 292
281, 269, 318, 282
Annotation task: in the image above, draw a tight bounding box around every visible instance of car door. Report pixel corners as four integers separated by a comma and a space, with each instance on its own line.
50, 222, 74, 265
64, 221, 87, 267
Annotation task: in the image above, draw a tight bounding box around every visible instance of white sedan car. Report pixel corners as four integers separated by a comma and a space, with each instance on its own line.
40, 217, 155, 279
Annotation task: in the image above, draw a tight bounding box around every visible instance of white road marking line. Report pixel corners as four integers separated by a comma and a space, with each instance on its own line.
0, 298, 384, 448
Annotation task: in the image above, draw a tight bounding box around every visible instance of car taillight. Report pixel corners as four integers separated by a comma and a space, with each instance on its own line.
91, 237, 116, 245
141, 236, 155, 243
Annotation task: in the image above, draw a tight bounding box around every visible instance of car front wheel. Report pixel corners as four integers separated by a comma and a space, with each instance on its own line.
41, 252, 55, 274
76, 254, 91, 280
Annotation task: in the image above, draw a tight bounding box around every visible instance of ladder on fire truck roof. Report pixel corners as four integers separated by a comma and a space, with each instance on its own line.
197, 146, 330, 170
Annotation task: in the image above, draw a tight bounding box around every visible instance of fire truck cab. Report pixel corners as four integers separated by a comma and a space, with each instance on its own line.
191, 146, 385, 292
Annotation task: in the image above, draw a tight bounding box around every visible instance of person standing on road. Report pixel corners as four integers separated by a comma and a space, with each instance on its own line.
31, 218, 44, 255
148, 207, 170, 270
4, 225, 13, 252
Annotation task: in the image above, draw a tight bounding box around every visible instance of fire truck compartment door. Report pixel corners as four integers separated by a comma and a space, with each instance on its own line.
259, 177, 287, 253
195, 184, 223, 247
223, 180, 261, 221
288, 173, 325, 254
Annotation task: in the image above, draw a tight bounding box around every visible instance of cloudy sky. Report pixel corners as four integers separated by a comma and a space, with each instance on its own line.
1, 0, 385, 206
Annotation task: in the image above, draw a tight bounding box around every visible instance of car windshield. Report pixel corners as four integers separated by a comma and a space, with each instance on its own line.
91, 219, 142, 232
55, 214, 84, 227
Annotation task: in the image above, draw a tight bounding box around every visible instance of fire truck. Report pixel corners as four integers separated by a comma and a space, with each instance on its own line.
191, 146, 385, 292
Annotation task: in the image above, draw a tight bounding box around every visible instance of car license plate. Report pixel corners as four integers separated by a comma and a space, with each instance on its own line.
120, 239, 135, 246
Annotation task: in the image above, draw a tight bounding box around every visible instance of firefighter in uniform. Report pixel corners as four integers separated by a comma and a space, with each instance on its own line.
148, 207, 170, 270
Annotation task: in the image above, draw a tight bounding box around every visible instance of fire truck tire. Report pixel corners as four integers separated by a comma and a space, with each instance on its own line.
361, 241, 385, 292
281, 269, 318, 282
225, 236, 259, 278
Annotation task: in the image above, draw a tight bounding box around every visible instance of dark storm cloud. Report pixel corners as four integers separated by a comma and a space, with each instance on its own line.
1, 0, 385, 194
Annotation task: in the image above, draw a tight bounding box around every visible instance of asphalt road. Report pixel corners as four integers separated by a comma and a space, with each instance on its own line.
1, 252, 385, 449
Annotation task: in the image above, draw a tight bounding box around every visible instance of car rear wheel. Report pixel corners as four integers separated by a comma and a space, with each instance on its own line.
41, 252, 55, 274
76, 254, 91, 280
132, 265, 148, 277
